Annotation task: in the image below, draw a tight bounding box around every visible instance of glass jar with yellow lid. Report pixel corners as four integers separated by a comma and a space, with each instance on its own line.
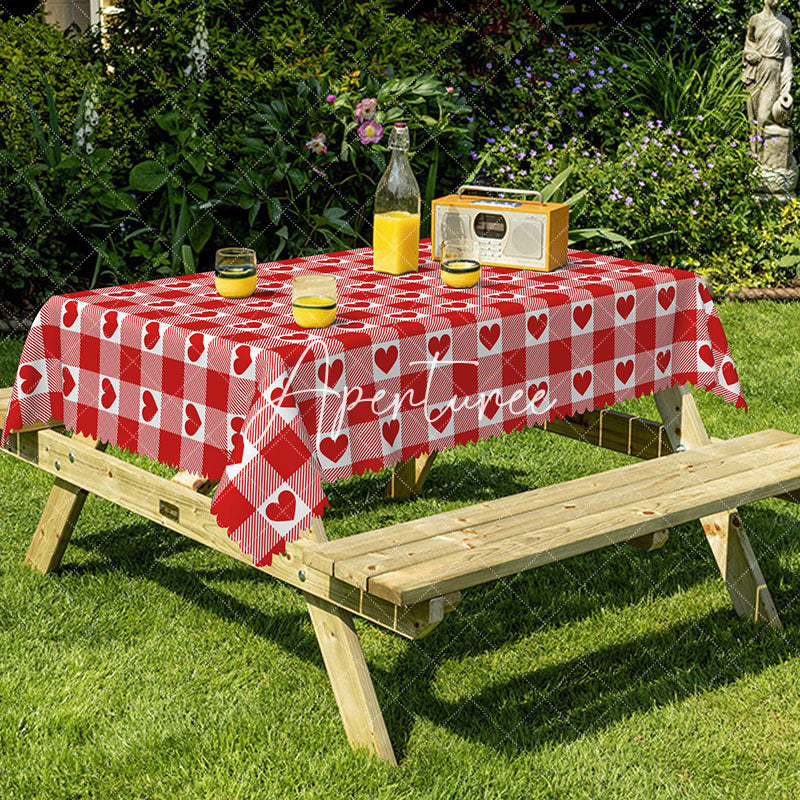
215, 248, 258, 298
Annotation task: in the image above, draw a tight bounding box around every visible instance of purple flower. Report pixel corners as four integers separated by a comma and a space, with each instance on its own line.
520, 169, 527, 176
325, 94, 336, 103
516, 126, 523, 134
499, 146, 506, 153
470, 150, 478, 160
355, 97, 377, 124
357, 120, 383, 145
503, 125, 511, 132
625, 196, 633, 206
305, 132, 327, 155
446, 86, 454, 93
487, 137, 496, 144
651, 170, 658, 177
544, 81, 552, 88
697, 114, 704, 121
486, 62, 493, 69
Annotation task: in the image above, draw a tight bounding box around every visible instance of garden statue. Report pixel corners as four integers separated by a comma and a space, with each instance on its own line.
742, 0, 797, 202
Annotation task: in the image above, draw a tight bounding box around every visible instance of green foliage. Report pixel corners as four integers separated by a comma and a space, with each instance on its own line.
477, 121, 794, 292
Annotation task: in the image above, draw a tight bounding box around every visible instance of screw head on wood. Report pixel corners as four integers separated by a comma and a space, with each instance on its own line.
54, 460, 61, 470
298, 570, 306, 582
68, 452, 75, 463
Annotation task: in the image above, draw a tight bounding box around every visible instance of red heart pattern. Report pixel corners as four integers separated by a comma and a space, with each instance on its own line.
187, 333, 205, 363
573, 371, 592, 395
319, 360, 343, 388
616, 295, 634, 319
233, 345, 252, 375
320, 434, 348, 463
19, 365, 42, 395
430, 406, 452, 433
374, 346, 398, 374
143, 321, 160, 350
699, 283, 712, 304
573, 304, 592, 329
479, 324, 501, 350
382, 419, 399, 445
528, 382, 547, 404
616, 360, 634, 384
265, 490, 296, 523
722, 361, 738, 385
62, 367, 75, 397
658, 286, 675, 310
230, 417, 245, 464
656, 350, 671, 373
184, 403, 201, 436
102, 311, 118, 339
62, 301, 78, 328
270, 383, 296, 408
699, 345, 714, 367
100, 378, 116, 409
142, 390, 158, 422
527, 313, 547, 339
482, 393, 501, 420
428, 335, 451, 361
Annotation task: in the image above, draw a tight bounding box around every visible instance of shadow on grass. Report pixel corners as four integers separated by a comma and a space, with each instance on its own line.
62, 500, 800, 761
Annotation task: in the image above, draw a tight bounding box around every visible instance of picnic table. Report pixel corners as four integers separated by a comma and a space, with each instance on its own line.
3, 240, 800, 766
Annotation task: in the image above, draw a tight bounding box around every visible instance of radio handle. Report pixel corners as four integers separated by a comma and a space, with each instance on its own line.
456, 185, 544, 203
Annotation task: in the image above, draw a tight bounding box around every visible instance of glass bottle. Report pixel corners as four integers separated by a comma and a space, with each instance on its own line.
373, 122, 421, 275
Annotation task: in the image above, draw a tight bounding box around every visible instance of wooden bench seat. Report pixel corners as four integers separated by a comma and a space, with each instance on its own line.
302, 429, 800, 606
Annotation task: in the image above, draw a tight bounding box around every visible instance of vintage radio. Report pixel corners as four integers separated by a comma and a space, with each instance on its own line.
431, 185, 569, 272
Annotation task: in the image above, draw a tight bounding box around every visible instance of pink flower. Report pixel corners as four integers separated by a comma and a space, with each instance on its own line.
446, 86, 454, 93
357, 120, 383, 144
305, 132, 327, 155
325, 94, 336, 103
355, 97, 377, 123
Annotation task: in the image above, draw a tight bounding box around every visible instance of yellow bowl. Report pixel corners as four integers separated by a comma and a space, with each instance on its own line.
215, 265, 257, 298
293, 295, 337, 328
441, 259, 480, 289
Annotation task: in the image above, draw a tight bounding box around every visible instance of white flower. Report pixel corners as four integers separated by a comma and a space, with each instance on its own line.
185, 2, 210, 81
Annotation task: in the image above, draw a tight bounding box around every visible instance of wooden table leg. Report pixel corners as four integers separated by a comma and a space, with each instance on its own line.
300, 519, 397, 765
25, 435, 108, 574
654, 385, 782, 628
386, 452, 437, 500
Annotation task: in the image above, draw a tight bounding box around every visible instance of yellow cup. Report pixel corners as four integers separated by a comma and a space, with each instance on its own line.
440, 259, 481, 289
215, 248, 258, 298
292, 275, 337, 328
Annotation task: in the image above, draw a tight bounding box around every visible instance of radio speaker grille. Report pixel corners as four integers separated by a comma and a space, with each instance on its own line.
503, 218, 545, 262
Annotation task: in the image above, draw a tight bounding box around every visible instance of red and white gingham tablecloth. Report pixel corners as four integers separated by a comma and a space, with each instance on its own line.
2, 241, 746, 566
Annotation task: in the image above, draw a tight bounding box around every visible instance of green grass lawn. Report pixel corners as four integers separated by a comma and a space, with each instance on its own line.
1, 301, 800, 799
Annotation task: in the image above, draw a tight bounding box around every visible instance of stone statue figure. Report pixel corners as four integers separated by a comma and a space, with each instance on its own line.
742, 0, 797, 202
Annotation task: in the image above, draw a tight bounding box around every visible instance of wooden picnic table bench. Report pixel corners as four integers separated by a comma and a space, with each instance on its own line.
3, 383, 800, 765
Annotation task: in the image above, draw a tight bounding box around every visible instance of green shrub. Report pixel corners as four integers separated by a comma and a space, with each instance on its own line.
477, 121, 794, 292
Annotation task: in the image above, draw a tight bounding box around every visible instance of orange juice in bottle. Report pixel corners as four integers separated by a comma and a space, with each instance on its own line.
373, 122, 421, 275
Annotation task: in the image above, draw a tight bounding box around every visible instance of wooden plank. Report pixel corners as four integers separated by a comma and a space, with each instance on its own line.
386, 452, 437, 499
654, 385, 782, 628
3, 427, 457, 638
25, 435, 108, 573
370, 448, 800, 606
171, 470, 213, 494
300, 520, 397, 766
329, 435, 788, 591
302, 430, 791, 578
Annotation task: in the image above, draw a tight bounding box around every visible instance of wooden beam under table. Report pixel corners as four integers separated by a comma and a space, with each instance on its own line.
654, 385, 782, 628
386, 452, 437, 500
300, 519, 397, 766
2, 425, 457, 640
